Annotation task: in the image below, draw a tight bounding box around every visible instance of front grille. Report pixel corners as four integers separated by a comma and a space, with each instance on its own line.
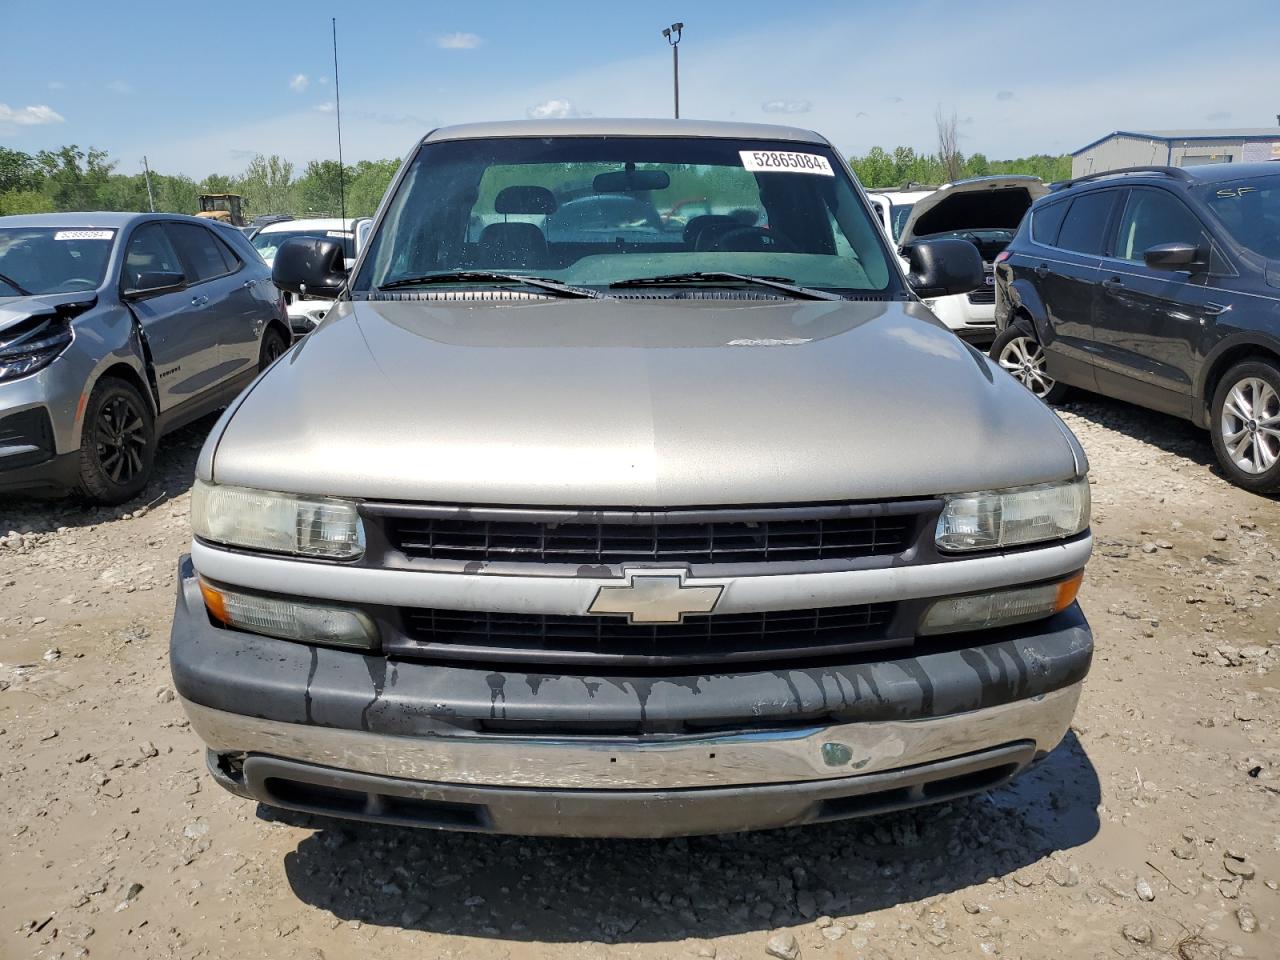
395, 603, 900, 668
383, 509, 918, 566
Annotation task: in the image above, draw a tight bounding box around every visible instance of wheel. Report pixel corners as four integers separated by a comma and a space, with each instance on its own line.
75, 377, 156, 504
991, 327, 1069, 403
258, 326, 287, 371
1210, 360, 1280, 493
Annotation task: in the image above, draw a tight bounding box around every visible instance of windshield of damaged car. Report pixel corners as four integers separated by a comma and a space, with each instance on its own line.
1197, 175, 1280, 260
889, 204, 914, 241
253, 228, 355, 262
356, 136, 896, 294
0, 227, 115, 295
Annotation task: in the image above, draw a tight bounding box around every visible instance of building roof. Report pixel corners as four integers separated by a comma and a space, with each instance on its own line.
1073, 128, 1280, 155
424, 117, 827, 144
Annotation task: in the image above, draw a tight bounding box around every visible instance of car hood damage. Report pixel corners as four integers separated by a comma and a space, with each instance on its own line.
0, 291, 98, 336
207, 297, 1082, 504
897, 176, 1049, 245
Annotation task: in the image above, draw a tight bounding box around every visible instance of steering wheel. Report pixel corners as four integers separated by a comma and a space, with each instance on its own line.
712, 226, 799, 254
57, 278, 96, 291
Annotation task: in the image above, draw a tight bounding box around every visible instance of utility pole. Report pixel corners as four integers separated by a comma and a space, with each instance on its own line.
662, 22, 684, 119
141, 156, 156, 212
332, 17, 347, 221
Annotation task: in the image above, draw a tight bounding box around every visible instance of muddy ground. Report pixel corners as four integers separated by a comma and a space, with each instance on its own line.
1, 395, 1277, 960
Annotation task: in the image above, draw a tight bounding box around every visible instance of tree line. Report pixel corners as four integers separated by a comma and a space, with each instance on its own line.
0, 145, 399, 220
0, 142, 1075, 220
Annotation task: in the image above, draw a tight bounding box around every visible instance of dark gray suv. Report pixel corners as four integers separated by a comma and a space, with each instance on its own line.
0, 213, 290, 503
994, 164, 1280, 493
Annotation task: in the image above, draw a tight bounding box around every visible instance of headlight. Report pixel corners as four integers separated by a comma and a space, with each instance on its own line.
935, 477, 1089, 552
191, 480, 365, 559
0, 316, 73, 382
920, 572, 1083, 635
199, 578, 377, 649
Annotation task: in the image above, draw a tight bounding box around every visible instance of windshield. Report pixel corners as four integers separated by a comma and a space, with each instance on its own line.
355, 136, 896, 294
889, 204, 914, 242
1197, 175, 1280, 259
253, 228, 355, 262
0, 227, 115, 296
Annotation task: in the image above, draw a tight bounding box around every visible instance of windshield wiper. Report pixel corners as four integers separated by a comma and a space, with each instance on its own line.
378, 270, 603, 299
609, 271, 844, 301
0, 271, 32, 296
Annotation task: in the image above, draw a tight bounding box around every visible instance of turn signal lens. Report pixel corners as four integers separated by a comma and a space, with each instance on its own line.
198, 578, 378, 649
919, 571, 1083, 636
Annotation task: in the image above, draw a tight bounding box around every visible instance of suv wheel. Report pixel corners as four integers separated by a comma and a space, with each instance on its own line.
991, 327, 1068, 403
1210, 360, 1280, 493
76, 377, 156, 504
259, 327, 287, 371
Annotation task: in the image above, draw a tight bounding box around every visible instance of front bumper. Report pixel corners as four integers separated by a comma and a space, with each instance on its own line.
171, 557, 1092, 836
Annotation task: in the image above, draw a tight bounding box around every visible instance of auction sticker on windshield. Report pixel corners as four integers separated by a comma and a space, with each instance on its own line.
739, 151, 834, 176
53, 230, 114, 241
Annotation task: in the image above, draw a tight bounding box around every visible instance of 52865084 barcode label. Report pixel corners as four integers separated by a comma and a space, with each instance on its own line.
739, 151, 834, 176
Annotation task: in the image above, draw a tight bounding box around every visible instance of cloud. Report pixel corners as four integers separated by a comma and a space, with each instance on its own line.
289, 73, 309, 93
855, 111, 869, 118
761, 98, 812, 114
108, 80, 133, 95
1205, 109, 1231, 122
315, 101, 336, 113
996, 90, 1015, 101
0, 103, 65, 126
437, 32, 482, 49
527, 98, 580, 119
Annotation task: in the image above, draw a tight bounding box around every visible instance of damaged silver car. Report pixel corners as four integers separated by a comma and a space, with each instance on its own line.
0, 213, 290, 502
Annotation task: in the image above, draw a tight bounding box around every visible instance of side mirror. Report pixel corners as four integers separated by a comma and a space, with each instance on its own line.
902, 238, 985, 298
122, 270, 185, 299
1143, 242, 1205, 272
271, 237, 348, 300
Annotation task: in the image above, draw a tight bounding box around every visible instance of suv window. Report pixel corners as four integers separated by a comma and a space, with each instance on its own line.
1055, 191, 1118, 255
1115, 188, 1206, 263
168, 222, 234, 283
1030, 200, 1069, 245
123, 223, 184, 289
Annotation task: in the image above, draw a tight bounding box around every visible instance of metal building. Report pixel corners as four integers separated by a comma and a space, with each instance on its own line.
1071, 129, 1280, 178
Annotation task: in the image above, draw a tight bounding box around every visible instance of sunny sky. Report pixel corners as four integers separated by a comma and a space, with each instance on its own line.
2, 0, 1276, 179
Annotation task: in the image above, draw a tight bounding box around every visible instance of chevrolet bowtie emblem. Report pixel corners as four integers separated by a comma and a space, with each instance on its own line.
588, 569, 724, 624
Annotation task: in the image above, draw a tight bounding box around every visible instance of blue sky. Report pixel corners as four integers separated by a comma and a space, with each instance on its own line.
1, 0, 1275, 178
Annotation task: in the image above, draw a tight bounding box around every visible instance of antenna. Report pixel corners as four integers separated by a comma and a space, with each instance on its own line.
332, 16, 346, 222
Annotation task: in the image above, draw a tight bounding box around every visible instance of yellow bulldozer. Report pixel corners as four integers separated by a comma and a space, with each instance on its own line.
195, 194, 245, 227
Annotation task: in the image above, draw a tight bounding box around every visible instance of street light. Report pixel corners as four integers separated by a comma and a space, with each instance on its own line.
662, 22, 684, 119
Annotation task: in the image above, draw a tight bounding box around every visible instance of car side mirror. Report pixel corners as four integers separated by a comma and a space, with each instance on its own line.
122, 270, 185, 299
1143, 242, 1205, 272
272, 237, 348, 300
902, 238, 985, 298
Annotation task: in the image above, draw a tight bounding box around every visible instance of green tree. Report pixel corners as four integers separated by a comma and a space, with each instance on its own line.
199, 173, 237, 194
236, 154, 295, 218
346, 158, 400, 217
848, 146, 896, 188
35, 145, 115, 210
0, 147, 43, 194
963, 153, 992, 178
295, 159, 351, 217
0, 189, 52, 216
156, 174, 200, 214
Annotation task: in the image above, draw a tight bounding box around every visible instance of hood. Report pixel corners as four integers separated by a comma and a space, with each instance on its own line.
0, 290, 98, 336
898, 176, 1049, 245
208, 297, 1082, 505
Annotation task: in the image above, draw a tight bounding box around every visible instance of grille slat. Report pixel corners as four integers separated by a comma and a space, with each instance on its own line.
397, 602, 898, 667
386, 513, 916, 565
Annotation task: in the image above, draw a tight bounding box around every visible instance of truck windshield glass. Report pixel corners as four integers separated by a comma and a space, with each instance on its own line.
253, 229, 355, 262
1197, 175, 1280, 260
0, 227, 115, 296
356, 136, 895, 294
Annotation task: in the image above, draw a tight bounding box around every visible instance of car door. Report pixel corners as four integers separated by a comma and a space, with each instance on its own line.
1026, 189, 1123, 388
1091, 186, 1223, 416
166, 222, 265, 389
120, 221, 225, 415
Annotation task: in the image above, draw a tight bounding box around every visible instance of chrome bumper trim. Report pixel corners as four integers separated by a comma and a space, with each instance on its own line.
182, 682, 1080, 790
190, 534, 1091, 617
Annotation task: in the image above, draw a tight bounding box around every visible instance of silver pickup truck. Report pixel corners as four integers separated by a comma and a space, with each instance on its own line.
170, 119, 1093, 837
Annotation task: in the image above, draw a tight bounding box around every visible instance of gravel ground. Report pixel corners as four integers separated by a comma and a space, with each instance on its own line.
1, 395, 1277, 960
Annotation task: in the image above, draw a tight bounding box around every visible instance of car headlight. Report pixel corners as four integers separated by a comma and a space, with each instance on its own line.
191, 480, 365, 559
199, 578, 377, 649
919, 572, 1083, 635
936, 477, 1090, 552
0, 316, 73, 383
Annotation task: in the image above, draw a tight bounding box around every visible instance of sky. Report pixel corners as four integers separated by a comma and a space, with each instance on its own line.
1, 0, 1276, 179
